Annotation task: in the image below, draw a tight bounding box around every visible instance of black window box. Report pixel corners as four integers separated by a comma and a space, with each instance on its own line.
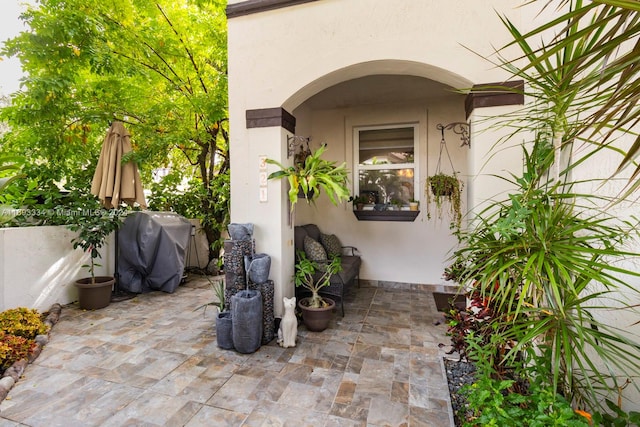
352, 210, 420, 222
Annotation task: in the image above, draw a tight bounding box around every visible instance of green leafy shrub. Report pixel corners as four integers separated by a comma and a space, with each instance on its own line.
0, 332, 35, 370
0, 307, 48, 339
592, 399, 640, 427
461, 334, 592, 427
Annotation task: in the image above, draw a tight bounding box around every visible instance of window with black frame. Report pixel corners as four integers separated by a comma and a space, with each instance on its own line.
355, 125, 416, 209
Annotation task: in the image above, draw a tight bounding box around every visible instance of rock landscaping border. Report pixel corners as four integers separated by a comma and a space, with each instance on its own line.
0, 303, 62, 404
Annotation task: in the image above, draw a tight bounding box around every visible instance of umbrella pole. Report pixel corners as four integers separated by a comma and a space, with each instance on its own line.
114, 228, 119, 293
111, 225, 136, 302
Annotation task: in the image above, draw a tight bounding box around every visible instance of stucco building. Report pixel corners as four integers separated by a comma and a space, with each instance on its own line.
226, 0, 527, 317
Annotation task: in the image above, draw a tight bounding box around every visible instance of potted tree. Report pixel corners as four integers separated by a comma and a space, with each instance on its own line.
294, 250, 342, 332
69, 209, 123, 309
427, 172, 463, 228
266, 144, 350, 211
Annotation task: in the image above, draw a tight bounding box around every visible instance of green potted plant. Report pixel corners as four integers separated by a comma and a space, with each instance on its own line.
351, 195, 369, 210
409, 198, 419, 211
194, 278, 233, 349
68, 209, 123, 309
294, 250, 342, 332
266, 144, 350, 211
426, 172, 463, 228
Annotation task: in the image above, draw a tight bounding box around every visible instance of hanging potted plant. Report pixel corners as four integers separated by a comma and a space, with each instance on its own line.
266, 143, 350, 211
69, 209, 123, 309
294, 250, 342, 332
426, 128, 464, 228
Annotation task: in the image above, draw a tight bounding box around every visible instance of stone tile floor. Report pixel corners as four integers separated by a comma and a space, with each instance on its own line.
0, 276, 454, 427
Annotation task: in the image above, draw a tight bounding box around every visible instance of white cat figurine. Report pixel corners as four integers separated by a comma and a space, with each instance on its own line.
277, 297, 297, 348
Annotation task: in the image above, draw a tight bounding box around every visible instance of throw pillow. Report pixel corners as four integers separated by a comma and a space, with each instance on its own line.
304, 235, 329, 272
304, 236, 327, 263
320, 233, 342, 257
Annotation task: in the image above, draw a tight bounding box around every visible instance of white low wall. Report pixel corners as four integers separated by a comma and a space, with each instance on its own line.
186, 219, 211, 270
0, 225, 114, 312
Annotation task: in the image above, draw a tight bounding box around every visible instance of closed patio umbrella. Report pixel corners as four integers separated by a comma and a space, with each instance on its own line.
91, 121, 146, 209
90, 121, 146, 298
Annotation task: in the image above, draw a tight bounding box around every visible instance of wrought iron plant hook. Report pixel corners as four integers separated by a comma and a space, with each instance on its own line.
287, 135, 311, 158
436, 122, 471, 148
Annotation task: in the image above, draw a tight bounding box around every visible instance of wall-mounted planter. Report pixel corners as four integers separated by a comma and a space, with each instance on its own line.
352, 210, 420, 222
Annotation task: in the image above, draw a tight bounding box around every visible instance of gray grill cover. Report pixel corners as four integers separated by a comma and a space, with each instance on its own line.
117, 211, 191, 293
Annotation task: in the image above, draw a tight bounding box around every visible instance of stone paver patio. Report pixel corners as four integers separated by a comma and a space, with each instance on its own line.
0, 276, 454, 426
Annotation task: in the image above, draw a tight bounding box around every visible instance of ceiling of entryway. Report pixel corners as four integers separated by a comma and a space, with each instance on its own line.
303, 75, 460, 110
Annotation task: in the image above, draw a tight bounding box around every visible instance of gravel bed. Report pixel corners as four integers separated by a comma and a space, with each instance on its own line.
444, 358, 477, 427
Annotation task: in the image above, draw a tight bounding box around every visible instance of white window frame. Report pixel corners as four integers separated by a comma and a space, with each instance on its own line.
353, 123, 419, 202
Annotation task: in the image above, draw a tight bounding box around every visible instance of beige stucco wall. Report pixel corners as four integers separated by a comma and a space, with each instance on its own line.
293, 97, 468, 283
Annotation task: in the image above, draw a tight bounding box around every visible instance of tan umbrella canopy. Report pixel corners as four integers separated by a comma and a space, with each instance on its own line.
91, 121, 146, 209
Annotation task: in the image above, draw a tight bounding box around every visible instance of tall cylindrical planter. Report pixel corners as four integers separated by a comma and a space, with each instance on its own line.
231, 290, 263, 354
244, 253, 271, 285
259, 280, 275, 344
216, 311, 234, 350
223, 239, 254, 310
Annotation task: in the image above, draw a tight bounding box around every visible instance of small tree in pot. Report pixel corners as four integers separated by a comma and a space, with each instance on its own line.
68, 208, 123, 309
294, 250, 342, 332
69, 209, 123, 283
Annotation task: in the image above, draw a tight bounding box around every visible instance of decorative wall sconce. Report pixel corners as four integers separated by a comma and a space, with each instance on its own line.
287, 135, 311, 158
436, 122, 471, 148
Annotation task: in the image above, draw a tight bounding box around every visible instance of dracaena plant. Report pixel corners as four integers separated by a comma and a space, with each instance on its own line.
449, 0, 640, 414
265, 144, 350, 210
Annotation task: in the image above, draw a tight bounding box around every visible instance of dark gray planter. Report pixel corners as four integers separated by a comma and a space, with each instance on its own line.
231, 290, 263, 354
244, 253, 271, 285
216, 311, 234, 350
227, 223, 254, 241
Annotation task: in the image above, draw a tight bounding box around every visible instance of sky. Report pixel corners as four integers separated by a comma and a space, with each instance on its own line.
0, 1, 34, 96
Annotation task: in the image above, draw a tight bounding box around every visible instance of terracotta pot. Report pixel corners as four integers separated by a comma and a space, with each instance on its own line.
298, 297, 335, 332
74, 276, 114, 310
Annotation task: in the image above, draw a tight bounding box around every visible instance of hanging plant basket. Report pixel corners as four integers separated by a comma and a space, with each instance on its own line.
429, 173, 458, 197
426, 127, 464, 228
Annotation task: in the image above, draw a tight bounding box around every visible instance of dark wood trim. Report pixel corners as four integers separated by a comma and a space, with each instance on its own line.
465, 80, 525, 118
246, 107, 296, 133
227, 0, 318, 18
353, 210, 420, 222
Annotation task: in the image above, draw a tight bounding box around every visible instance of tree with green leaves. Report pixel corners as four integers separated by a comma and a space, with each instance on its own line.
1, 0, 229, 262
